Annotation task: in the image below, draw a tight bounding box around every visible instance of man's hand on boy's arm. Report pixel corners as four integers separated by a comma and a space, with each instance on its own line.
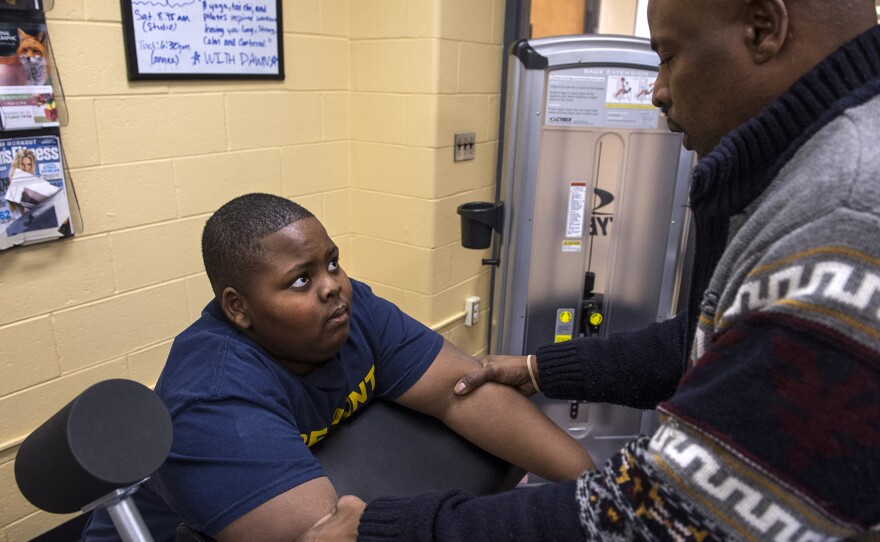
395, 340, 595, 481
214, 476, 339, 542
454, 354, 537, 396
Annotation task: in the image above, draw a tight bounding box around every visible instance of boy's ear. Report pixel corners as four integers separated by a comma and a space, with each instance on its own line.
744, 0, 788, 64
221, 286, 252, 330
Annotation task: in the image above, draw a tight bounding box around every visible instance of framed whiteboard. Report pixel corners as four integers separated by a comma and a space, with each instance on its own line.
120, 0, 284, 80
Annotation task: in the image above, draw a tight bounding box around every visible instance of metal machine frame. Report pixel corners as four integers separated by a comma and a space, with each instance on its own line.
484, 35, 694, 469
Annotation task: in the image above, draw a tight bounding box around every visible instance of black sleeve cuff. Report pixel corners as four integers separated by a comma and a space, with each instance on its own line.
535, 312, 687, 409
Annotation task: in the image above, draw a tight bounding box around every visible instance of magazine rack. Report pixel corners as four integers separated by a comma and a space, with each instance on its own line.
0, 0, 81, 250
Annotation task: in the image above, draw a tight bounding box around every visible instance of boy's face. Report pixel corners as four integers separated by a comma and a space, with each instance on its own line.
239, 217, 353, 374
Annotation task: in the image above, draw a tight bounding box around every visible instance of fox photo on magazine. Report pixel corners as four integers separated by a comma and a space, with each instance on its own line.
0, 18, 58, 129
0, 134, 72, 250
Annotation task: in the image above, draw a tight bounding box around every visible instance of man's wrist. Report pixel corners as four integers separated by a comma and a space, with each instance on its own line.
526, 354, 542, 392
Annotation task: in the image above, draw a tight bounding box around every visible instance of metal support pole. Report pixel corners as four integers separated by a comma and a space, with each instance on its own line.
84, 483, 154, 542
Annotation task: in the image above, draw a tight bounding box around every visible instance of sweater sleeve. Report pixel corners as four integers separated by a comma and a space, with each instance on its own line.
535, 311, 687, 409
357, 480, 581, 542
357, 436, 736, 542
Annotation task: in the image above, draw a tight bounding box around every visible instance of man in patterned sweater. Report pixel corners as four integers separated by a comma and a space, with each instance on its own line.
304, 0, 880, 540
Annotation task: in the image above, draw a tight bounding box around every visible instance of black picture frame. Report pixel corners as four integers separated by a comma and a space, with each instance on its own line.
119, 0, 284, 81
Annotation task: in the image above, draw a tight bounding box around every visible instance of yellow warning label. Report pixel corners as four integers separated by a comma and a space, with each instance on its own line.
554, 308, 576, 344
561, 240, 582, 253
605, 103, 657, 110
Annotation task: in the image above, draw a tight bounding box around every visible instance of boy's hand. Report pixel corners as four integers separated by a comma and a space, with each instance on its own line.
296, 496, 365, 542
453, 355, 538, 396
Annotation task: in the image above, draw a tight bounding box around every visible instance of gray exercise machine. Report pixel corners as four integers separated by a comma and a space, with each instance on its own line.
459, 35, 695, 475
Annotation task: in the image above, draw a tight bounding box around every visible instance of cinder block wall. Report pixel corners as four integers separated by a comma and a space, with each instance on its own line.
0, 0, 503, 539
348, 0, 502, 351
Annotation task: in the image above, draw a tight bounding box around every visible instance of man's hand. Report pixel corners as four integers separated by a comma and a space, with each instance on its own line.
402, 341, 593, 480
453, 355, 539, 396
296, 496, 365, 542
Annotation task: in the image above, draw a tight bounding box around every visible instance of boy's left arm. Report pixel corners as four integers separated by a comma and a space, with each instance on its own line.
394, 340, 595, 481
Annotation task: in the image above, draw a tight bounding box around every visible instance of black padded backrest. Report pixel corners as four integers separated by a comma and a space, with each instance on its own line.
15, 379, 173, 514
311, 401, 525, 501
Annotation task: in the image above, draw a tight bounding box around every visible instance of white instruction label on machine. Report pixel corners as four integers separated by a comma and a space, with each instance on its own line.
565, 182, 587, 238
545, 68, 659, 129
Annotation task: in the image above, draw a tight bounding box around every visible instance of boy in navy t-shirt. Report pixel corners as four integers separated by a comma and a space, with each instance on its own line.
83, 193, 593, 542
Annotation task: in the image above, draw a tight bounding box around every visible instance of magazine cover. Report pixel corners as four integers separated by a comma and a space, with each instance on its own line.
0, 16, 58, 129
0, 134, 72, 250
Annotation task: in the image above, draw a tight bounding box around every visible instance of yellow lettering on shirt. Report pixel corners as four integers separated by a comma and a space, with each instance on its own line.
300, 364, 378, 447
364, 365, 376, 391
305, 427, 328, 447
331, 406, 345, 426
347, 381, 369, 414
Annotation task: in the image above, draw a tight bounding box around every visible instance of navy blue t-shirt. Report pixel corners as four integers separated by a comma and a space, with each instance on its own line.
83, 279, 443, 541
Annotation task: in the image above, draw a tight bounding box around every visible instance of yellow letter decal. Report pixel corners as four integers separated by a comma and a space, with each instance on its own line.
302, 365, 378, 447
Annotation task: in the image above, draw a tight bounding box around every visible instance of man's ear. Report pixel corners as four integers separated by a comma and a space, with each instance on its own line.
744, 0, 788, 64
221, 286, 252, 330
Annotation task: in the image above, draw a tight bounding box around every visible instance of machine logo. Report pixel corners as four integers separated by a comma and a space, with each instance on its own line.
590, 188, 614, 236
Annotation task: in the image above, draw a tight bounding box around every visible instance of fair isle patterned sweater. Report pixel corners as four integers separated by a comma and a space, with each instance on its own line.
357, 26, 880, 541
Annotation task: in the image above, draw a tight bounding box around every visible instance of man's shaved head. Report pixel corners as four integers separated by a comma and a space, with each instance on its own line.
648, 0, 877, 156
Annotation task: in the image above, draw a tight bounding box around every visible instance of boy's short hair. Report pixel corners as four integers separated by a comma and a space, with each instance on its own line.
202, 193, 315, 297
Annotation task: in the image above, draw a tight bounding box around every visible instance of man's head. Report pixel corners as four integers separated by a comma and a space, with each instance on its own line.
648, 0, 877, 158
202, 193, 353, 374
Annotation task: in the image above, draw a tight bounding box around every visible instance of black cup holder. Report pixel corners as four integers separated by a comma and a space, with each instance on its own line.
457, 201, 504, 250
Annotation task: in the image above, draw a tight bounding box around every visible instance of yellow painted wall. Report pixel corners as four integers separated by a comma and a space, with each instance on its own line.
0, 0, 504, 538
597, 0, 638, 35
